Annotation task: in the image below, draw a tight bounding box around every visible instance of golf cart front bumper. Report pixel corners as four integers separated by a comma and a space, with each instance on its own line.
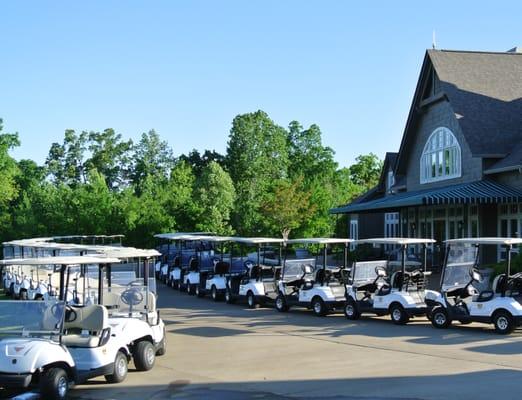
0, 372, 32, 388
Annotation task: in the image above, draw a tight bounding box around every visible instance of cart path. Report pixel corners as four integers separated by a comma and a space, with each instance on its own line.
70, 284, 522, 400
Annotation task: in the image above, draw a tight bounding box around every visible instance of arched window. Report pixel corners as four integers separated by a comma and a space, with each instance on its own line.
420, 127, 461, 184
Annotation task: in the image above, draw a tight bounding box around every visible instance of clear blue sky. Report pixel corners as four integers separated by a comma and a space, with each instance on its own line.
2, 1, 521, 167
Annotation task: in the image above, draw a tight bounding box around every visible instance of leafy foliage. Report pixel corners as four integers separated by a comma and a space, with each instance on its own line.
0, 113, 382, 247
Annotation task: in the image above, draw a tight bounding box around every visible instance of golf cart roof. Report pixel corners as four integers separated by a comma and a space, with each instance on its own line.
355, 238, 436, 245
189, 235, 234, 243
96, 247, 161, 258
0, 256, 122, 266
286, 238, 353, 245
3, 238, 93, 251
229, 237, 285, 244
445, 237, 522, 246
153, 232, 213, 240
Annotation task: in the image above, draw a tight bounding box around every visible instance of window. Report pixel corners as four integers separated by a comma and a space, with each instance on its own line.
420, 127, 461, 184
386, 170, 395, 192
349, 217, 359, 250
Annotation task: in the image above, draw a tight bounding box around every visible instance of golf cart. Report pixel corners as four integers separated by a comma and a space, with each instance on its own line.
0, 255, 121, 400
344, 238, 436, 324
275, 238, 352, 316
223, 237, 284, 308
426, 238, 522, 334
203, 236, 233, 301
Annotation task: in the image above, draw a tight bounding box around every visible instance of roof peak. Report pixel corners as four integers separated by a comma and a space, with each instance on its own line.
428, 48, 522, 56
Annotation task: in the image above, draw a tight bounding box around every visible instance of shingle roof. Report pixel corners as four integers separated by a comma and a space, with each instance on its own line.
485, 140, 522, 174
428, 49, 522, 156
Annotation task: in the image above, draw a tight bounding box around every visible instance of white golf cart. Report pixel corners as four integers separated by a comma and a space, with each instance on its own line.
203, 236, 233, 301
0, 255, 122, 400
344, 238, 436, 324
223, 237, 284, 308
0, 299, 75, 399
426, 238, 522, 334
275, 238, 352, 316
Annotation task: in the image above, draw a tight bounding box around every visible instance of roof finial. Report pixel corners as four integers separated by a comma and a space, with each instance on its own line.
432, 30, 437, 49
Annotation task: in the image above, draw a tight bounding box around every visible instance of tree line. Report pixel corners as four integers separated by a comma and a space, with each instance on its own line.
0, 110, 382, 248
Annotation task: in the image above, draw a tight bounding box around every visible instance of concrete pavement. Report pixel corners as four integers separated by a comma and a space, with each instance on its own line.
71, 284, 522, 399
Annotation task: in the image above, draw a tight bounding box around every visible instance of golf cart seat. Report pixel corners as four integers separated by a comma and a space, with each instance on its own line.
493, 274, 508, 294
188, 258, 198, 272
214, 261, 229, 275
63, 305, 108, 348
250, 265, 261, 280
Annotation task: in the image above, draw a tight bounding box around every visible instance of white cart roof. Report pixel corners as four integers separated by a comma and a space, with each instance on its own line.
355, 238, 436, 245
229, 237, 285, 244
96, 247, 161, 258
286, 238, 353, 245
154, 232, 213, 240
0, 256, 122, 266
445, 237, 522, 246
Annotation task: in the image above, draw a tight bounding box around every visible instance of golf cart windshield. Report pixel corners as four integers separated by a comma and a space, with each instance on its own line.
107, 259, 157, 294
282, 259, 316, 281
351, 260, 388, 284
0, 300, 64, 339
443, 244, 478, 290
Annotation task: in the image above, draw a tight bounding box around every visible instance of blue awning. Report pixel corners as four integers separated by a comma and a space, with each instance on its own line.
330, 180, 522, 214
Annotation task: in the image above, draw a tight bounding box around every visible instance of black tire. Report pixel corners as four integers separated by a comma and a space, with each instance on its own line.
211, 285, 219, 302
430, 306, 451, 329
105, 351, 128, 383
247, 291, 258, 309
493, 310, 515, 335
311, 296, 327, 317
186, 281, 193, 295
35, 294, 44, 300
134, 341, 156, 371
344, 298, 361, 320
275, 294, 289, 312
390, 303, 409, 325
156, 328, 167, 356
40, 367, 69, 400
195, 284, 204, 298
8, 283, 15, 297
19, 290, 28, 300
173, 280, 179, 290
225, 288, 236, 304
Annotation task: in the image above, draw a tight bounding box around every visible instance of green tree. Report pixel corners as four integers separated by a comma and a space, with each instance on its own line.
348, 153, 383, 192
131, 129, 174, 191
45, 130, 88, 185
260, 177, 315, 240
85, 128, 133, 189
226, 110, 288, 235
179, 149, 226, 177
193, 161, 235, 234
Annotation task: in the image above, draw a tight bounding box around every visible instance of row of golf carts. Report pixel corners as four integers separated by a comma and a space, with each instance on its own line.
0, 237, 166, 399
155, 233, 522, 335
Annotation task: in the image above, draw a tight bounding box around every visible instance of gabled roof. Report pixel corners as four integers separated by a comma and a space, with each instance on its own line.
485, 141, 522, 174
377, 152, 398, 190
396, 49, 522, 173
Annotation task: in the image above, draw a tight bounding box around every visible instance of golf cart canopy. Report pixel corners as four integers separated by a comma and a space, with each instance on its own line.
96, 247, 161, 259
355, 238, 436, 246
0, 256, 122, 266
286, 238, 353, 245
153, 232, 213, 240
445, 238, 522, 246
229, 237, 285, 245
188, 235, 234, 243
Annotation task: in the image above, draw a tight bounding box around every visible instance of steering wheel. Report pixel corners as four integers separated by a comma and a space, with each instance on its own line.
50, 302, 64, 319
121, 288, 144, 306
127, 280, 144, 287
64, 305, 77, 322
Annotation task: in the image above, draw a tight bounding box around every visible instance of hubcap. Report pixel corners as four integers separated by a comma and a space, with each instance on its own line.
212, 288, 216, 299
434, 312, 446, 326
346, 305, 354, 316
497, 316, 509, 330
248, 295, 254, 306
57, 376, 67, 398
186, 283, 190, 293
196, 286, 199, 295
314, 301, 322, 314
116, 356, 127, 376
146, 346, 155, 365
276, 297, 283, 309
392, 309, 402, 321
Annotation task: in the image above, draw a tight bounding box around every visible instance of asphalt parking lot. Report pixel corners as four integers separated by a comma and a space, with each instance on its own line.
71, 284, 522, 400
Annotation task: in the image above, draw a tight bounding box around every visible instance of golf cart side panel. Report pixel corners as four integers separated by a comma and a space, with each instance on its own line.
68, 346, 117, 379
239, 281, 265, 297
109, 317, 162, 344
468, 296, 522, 318
0, 338, 74, 375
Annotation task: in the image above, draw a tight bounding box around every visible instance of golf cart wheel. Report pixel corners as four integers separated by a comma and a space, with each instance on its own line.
156, 328, 167, 356
134, 340, 156, 371
8, 283, 15, 297
344, 299, 361, 320
105, 351, 128, 383
211, 285, 219, 301
247, 291, 258, 309
311, 296, 327, 317
225, 288, 235, 304
40, 367, 69, 400
19, 290, 28, 300
186, 281, 193, 295
275, 294, 289, 312
430, 306, 451, 329
196, 285, 205, 298
493, 310, 515, 335
389, 303, 409, 325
